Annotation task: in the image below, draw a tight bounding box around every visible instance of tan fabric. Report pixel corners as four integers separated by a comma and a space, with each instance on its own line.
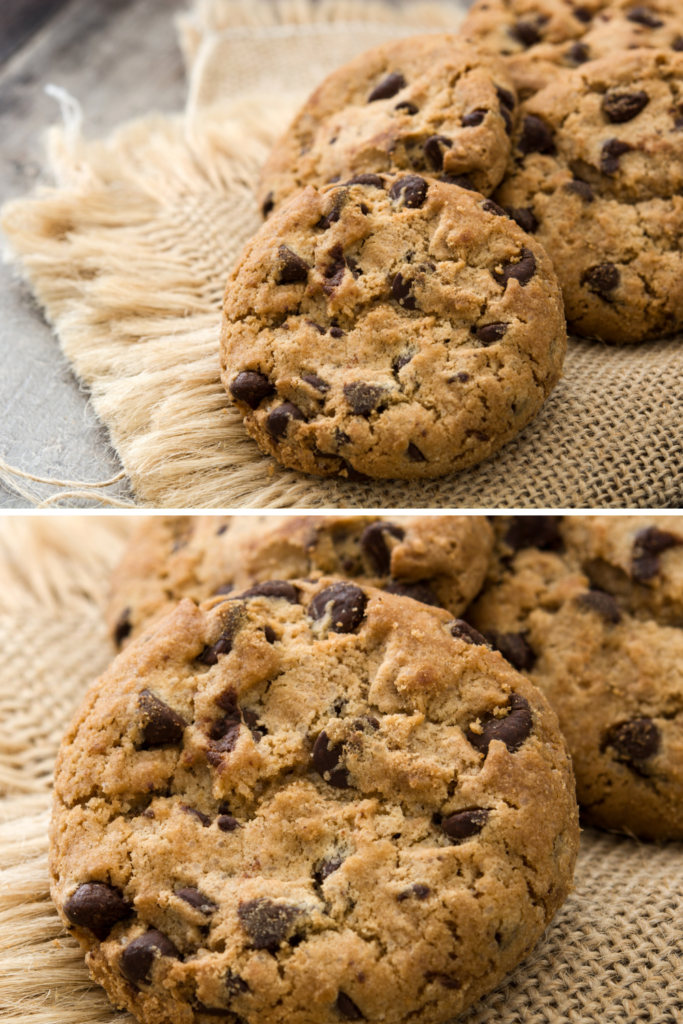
2, 0, 683, 508
1, 516, 683, 1023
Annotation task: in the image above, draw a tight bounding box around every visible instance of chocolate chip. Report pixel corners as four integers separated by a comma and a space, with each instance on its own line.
217, 815, 241, 832
177, 888, 217, 914
407, 442, 426, 462
344, 174, 384, 188
468, 693, 533, 755
476, 322, 508, 345
229, 371, 275, 410
482, 199, 507, 217
397, 883, 430, 901
315, 855, 344, 884
632, 526, 681, 580
673, 35, 683, 50
208, 722, 241, 758
511, 20, 542, 45
573, 5, 592, 21
462, 109, 487, 127
449, 371, 470, 383
113, 608, 132, 647
423, 135, 452, 171
138, 690, 186, 747
505, 515, 562, 551
518, 115, 555, 155
330, 326, 344, 338
360, 521, 405, 574
565, 179, 594, 202
216, 687, 241, 719
194, 1003, 233, 1017
336, 993, 364, 1020
64, 882, 130, 940
317, 209, 341, 230
441, 808, 490, 842
344, 382, 387, 416
626, 6, 663, 27
485, 631, 536, 671
262, 192, 274, 217
305, 321, 326, 335
120, 929, 181, 987
585, 263, 620, 296
238, 898, 302, 950
492, 247, 536, 288
237, 580, 299, 603
200, 608, 242, 666
396, 100, 418, 114
506, 207, 538, 233
225, 970, 249, 996
368, 72, 406, 102
603, 90, 649, 124
450, 620, 488, 646
603, 718, 660, 763
576, 589, 622, 624
309, 582, 367, 634
567, 41, 590, 64
601, 138, 632, 175
392, 272, 416, 310
264, 625, 277, 644
302, 373, 329, 392
496, 86, 515, 110
277, 245, 310, 284
393, 352, 413, 373
182, 804, 212, 827
389, 175, 429, 208
267, 402, 306, 440
500, 105, 513, 135
384, 580, 441, 607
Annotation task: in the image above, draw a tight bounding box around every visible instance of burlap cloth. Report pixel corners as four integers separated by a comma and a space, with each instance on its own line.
3, 0, 683, 509
1, 515, 683, 1022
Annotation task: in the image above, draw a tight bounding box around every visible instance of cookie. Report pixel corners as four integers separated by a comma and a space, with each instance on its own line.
220, 174, 567, 479
257, 34, 517, 217
493, 48, 683, 342
108, 515, 494, 646
468, 518, 683, 839
51, 580, 579, 1024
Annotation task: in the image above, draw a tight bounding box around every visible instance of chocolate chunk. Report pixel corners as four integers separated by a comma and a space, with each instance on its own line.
632, 526, 681, 580
585, 263, 620, 296
565, 179, 594, 202
510, 20, 541, 46
603, 718, 660, 763
504, 515, 562, 551
423, 135, 452, 171
603, 90, 649, 123
315, 855, 344, 884
567, 41, 590, 64
397, 883, 430, 901
182, 804, 212, 827
492, 247, 536, 288
476, 322, 508, 345
302, 373, 329, 392
392, 272, 417, 310
573, 5, 592, 21
177, 888, 217, 914
113, 608, 132, 648
389, 175, 429, 208
482, 199, 507, 217
238, 898, 302, 951
368, 72, 406, 102
395, 100, 419, 115
384, 580, 441, 607
336, 993, 364, 1020
237, 580, 299, 603
485, 630, 536, 671
200, 608, 242, 666
441, 174, 476, 190
262, 192, 274, 217
120, 929, 181, 987
138, 690, 186, 747
277, 245, 310, 284
229, 371, 275, 410
518, 115, 555, 155
309, 582, 367, 634
441, 808, 490, 842
407, 442, 426, 462
330, 326, 344, 338
601, 138, 632, 175
576, 589, 621, 624
500, 106, 513, 135
467, 693, 533, 754
344, 382, 387, 416
462, 109, 487, 127
267, 401, 306, 440
64, 882, 130, 940
217, 814, 241, 832
506, 207, 538, 233
450, 620, 488, 646
360, 521, 405, 575
626, 6, 663, 27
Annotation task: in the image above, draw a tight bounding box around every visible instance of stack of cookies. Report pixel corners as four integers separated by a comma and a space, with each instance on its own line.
218, 5, 683, 482
49, 514, 683, 1024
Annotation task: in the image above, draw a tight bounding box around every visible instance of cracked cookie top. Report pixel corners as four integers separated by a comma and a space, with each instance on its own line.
107, 515, 494, 648
257, 34, 517, 216
51, 581, 578, 1024
220, 174, 566, 480
493, 48, 683, 341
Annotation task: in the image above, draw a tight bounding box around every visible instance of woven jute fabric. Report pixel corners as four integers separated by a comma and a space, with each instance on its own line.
3, 0, 683, 509
1, 516, 683, 1024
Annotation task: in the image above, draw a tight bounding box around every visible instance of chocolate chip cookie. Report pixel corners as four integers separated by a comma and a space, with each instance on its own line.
493, 48, 683, 342
468, 517, 683, 839
221, 174, 567, 479
52, 580, 579, 1024
108, 515, 494, 646
257, 34, 517, 217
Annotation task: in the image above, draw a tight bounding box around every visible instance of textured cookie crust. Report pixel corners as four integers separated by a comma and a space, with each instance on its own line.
494, 48, 683, 342
220, 175, 566, 479
51, 582, 578, 1024
468, 521, 683, 840
257, 34, 517, 215
108, 515, 494, 646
